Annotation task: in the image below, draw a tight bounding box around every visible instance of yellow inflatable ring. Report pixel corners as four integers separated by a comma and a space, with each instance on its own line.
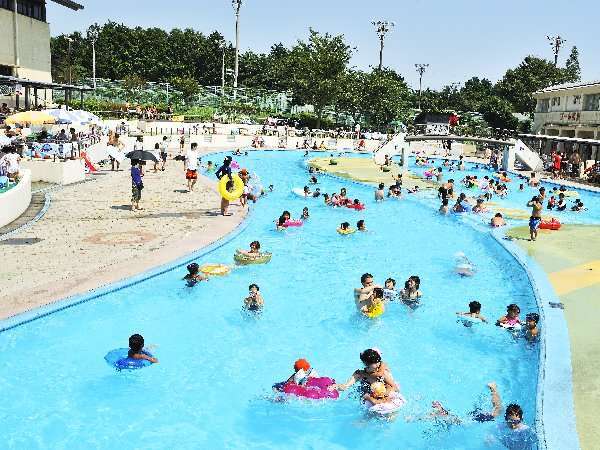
364, 301, 384, 318
562, 190, 579, 197
337, 228, 356, 235
200, 264, 230, 276
218, 174, 244, 201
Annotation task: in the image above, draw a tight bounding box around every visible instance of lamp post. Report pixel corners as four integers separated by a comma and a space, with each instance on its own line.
232, 0, 243, 98
219, 40, 226, 96
546, 35, 566, 66
415, 63, 429, 110
371, 20, 394, 70
87, 25, 99, 89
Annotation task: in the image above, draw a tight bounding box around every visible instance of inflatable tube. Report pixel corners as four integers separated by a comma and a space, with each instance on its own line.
458, 315, 484, 327
366, 393, 406, 415
234, 251, 272, 265
492, 174, 511, 183
539, 218, 561, 230
500, 322, 522, 331
200, 264, 230, 276
364, 302, 384, 318
230, 161, 240, 169
284, 219, 303, 227
278, 377, 339, 400
291, 187, 316, 198
346, 203, 365, 211
104, 348, 153, 371
337, 228, 356, 235
562, 190, 579, 197
219, 174, 244, 201
423, 170, 434, 179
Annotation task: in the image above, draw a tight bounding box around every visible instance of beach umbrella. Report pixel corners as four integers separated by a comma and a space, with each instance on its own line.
45, 109, 76, 124
0, 135, 12, 147
5, 111, 55, 126
125, 150, 158, 162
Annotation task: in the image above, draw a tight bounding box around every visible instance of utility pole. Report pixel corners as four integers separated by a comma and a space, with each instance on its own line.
415, 64, 429, 110
219, 40, 226, 96
371, 20, 394, 70
232, 0, 243, 99
546, 35, 566, 66
66, 36, 73, 85
87, 25, 99, 89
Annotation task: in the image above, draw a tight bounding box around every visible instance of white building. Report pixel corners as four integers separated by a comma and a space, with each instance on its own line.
525, 80, 600, 164
0, 0, 83, 107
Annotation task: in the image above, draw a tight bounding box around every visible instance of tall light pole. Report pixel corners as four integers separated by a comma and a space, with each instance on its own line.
219, 40, 226, 96
232, 0, 243, 98
371, 20, 395, 70
546, 35, 566, 66
87, 25, 99, 89
415, 63, 429, 110
66, 36, 73, 85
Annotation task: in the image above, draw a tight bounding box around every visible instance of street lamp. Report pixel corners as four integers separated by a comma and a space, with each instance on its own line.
87, 25, 99, 89
232, 0, 243, 98
219, 40, 227, 96
371, 20, 395, 70
546, 35, 566, 66
415, 63, 429, 110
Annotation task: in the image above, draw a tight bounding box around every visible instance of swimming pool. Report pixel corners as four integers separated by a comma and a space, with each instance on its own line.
408, 157, 600, 225
1, 151, 541, 449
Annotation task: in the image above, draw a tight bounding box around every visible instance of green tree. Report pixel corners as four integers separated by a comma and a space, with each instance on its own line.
479, 96, 518, 130
285, 29, 352, 128
564, 46, 581, 82
335, 70, 368, 125
494, 56, 572, 113
458, 77, 494, 112
364, 68, 411, 130
122, 74, 146, 102
170, 76, 200, 103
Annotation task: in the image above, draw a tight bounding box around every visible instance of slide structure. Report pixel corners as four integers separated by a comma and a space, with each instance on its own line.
81, 152, 97, 172
373, 133, 407, 166
513, 139, 544, 172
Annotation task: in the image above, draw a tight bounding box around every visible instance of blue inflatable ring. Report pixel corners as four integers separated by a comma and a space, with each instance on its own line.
104, 348, 153, 371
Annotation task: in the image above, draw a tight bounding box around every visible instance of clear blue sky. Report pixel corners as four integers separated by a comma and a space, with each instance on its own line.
47, 0, 598, 90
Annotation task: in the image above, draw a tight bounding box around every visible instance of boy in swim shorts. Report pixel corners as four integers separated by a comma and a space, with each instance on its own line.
526, 196, 542, 241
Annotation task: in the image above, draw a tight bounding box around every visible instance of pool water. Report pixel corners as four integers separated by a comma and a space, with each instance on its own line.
0, 151, 540, 449
408, 157, 600, 225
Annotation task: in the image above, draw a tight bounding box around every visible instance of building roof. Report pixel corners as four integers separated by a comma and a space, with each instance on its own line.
0, 75, 92, 91
519, 133, 600, 146
50, 0, 84, 11
535, 80, 600, 94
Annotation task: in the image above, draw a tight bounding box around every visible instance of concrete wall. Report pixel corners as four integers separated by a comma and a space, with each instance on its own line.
0, 168, 31, 228
20, 158, 85, 185
0, 9, 52, 78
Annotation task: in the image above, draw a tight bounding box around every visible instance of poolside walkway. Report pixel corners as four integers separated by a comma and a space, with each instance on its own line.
507, 225, 600, 450
0, 152, 247, 320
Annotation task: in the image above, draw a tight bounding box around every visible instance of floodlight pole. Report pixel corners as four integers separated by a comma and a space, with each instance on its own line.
415, 64, 429, 110
546, 35, 566, 66
372, 20, 394, 70
232, 0, 243, 99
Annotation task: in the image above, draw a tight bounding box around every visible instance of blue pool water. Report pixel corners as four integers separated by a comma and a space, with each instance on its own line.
0, 151, 541, 449
408, 157, 600, 225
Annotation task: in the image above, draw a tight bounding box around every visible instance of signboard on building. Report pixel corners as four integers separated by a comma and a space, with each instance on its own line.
426, 122, 450, 135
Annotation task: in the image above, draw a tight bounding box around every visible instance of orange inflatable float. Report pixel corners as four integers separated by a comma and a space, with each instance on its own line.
539, 218, 561, 230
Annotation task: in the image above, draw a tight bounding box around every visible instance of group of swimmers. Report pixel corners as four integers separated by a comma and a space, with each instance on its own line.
354, 273, 423, 316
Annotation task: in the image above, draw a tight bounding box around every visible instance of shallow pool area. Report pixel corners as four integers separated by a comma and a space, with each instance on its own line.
0, 151, 545, 449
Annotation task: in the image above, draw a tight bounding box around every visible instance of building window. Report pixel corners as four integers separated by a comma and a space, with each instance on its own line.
537, 98, 550, 113
551, 97, 561, 106
14, 0, 46, 21
0, 0, 14, 11
583, 94, 600, 111
573, 95, 581, 105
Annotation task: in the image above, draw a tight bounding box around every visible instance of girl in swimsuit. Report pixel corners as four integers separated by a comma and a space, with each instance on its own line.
400, 276, 422, 307
496, 304, 522, 328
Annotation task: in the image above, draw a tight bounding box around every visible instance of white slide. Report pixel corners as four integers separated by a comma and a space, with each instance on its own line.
373, 133, 406, 165
513, 139, 544, 172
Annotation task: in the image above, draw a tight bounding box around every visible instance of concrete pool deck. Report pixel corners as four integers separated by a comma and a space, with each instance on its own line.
506, 225, 600, 450
0, 149, 247, 320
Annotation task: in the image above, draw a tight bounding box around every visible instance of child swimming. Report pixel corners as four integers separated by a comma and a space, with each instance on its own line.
273, 358, 320, 392
183, 263, 208, 286
127, 334, 158, 364
361, 287, 385, 317
238, 240, 261, 256
337, 222, 353, 233
496, 304, 522, 329
383, 278, 397, 301
301, 207, 309, 220
456, 300, 487, 324
357, 220, 367, 231
524, 313, 539, 341
243, 283, 264, 311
